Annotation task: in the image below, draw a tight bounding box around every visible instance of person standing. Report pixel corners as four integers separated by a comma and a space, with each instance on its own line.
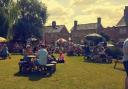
122, 38, 128, 89
57, 51, 65, 63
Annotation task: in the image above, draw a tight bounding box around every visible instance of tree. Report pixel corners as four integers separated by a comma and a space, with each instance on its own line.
13, 0, 47, 42
0, 8, 8, 37
7, 1, 19, 40
0, 0, 18, 40
0, 0, 10, 38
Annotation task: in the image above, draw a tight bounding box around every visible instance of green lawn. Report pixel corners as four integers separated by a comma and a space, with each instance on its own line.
0, 54, 125, 89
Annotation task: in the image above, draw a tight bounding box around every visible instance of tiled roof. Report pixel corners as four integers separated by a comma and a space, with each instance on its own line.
116, 16, 127, 26
71, 23, 97, 31
44, 25, 65, 33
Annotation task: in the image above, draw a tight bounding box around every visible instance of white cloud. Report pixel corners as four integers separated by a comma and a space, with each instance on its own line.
42, 0, 74, 29
41, 0, 128, 30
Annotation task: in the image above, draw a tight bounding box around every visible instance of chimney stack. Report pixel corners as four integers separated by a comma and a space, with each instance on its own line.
74, 20, 78, 28
52, 21, 56, 28
97, 17, 101, 25
97, 17, 102, 33
124, 6, 128, 25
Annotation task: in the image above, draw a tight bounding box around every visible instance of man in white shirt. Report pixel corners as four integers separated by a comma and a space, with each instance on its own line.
36, 45, 48, 65
123, 38, 128, 89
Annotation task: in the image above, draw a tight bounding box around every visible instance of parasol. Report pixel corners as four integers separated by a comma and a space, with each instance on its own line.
56, 38, 67, 43
0, 37, 7, 42
84, 33, 106, 45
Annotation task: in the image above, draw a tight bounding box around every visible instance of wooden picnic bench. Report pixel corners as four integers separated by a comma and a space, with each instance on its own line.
37, 62, 57, 74
19, 58, 57, 74
46, 64, 56, 73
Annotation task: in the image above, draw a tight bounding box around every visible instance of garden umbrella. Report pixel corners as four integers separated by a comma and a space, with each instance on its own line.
56, 38, 67, 43
84, 33, 106, 45
0, 37, 7, 42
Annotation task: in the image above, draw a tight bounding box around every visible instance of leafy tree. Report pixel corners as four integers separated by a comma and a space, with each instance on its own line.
0, 8, 8, 38
7, 2, 19, 40
13, 0, 47, 42
0, 0, 10, 7
0, 0, 10, 38
0, 0, 18, 40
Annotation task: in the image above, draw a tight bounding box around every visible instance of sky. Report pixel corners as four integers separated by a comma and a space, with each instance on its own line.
42, 0, 128, 31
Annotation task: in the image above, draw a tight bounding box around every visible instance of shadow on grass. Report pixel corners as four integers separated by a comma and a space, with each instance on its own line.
84, 60, 111, 65
14, 71, 52, 81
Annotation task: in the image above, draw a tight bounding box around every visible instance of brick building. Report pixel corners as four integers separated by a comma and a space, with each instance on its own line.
71, 6, 128, 44
70, 18, 103, 44
44, 21, 69, 44
101, 6, 128, 42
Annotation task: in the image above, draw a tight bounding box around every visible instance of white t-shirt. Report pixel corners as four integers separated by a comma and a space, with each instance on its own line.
37, 48, 48, 65
123, 39, 128, 62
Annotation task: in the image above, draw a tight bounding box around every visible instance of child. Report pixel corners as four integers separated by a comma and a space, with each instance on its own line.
57, 51, 65, 63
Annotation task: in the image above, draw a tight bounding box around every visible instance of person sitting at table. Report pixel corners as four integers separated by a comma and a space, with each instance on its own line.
23, 45, 33, 61
18, 45, 33, 73
98, 46, 106, 63
47, 54, 56, 63
33, 46, 39, 55
34, 44, 48, 66
0, 44, 10, 59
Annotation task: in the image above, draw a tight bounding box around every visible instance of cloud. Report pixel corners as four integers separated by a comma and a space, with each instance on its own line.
96, 0, 128, 5
72, 0, 95, 6
80, 5, 125, 26
42, 0, 128, 30
42, 0, 74, 30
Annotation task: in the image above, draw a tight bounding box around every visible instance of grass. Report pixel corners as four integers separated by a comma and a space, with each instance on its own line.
0, 54, 125, 89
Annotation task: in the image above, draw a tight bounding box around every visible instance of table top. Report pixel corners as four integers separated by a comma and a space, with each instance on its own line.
51, 61, 57, 64
46, 64, 54, 66
27, 55, 36, 58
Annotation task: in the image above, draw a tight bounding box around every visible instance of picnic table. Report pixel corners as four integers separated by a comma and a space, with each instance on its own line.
27, 55, 36, 61
19, 55, 57, 74
27, 55, 36, 58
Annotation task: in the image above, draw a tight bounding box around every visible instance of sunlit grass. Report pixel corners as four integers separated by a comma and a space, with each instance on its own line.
0, 55, 125, 89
